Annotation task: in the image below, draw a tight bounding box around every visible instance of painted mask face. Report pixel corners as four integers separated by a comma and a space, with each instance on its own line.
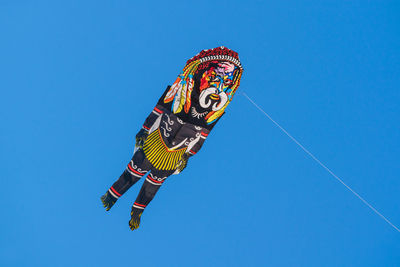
198, 61, 237, 112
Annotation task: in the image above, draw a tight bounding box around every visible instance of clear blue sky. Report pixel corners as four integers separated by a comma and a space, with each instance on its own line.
1, 1, 399, 266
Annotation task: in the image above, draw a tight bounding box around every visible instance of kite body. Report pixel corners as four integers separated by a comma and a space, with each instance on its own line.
101, 46, 243, 230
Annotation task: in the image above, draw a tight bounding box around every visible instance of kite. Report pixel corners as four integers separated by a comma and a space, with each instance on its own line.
101, 46, 243, 230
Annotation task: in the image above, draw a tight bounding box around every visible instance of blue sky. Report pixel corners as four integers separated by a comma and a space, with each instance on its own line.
1, 1, 399, 266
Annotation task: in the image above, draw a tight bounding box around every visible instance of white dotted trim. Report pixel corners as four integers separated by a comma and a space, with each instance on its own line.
199, 55, 243, 69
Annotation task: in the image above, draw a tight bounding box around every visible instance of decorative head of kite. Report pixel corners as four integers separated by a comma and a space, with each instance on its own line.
163, 46, 243, 125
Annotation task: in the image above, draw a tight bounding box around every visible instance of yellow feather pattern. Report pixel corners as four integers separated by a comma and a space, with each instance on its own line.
143, 129, 186, 170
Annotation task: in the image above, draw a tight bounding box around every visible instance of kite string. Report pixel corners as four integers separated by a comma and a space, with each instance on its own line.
241, 92, 400, 233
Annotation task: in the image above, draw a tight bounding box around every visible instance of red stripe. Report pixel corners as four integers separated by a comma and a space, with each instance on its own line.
190, 150, 196, 154
147, 176, 162, 184
110, 186, 122, 197
154, 107, 163, 114
201, 132, 208, 137
134, 202, 146, 207
143, 125, 150, 130
128, 164, 144, 176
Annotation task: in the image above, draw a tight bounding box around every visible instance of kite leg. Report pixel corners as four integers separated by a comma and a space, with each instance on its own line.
101, 150, 150, 211
129, 171, 172, 230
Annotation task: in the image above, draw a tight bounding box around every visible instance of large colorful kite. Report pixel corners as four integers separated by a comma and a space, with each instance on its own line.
101, 46, 243, 230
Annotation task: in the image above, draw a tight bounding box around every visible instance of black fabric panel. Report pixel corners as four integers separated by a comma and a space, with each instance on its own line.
157, 86, 223, 131
110, 150, 151, 195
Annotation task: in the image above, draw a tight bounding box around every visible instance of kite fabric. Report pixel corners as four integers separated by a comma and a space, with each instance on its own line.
101, 46, 244, 230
